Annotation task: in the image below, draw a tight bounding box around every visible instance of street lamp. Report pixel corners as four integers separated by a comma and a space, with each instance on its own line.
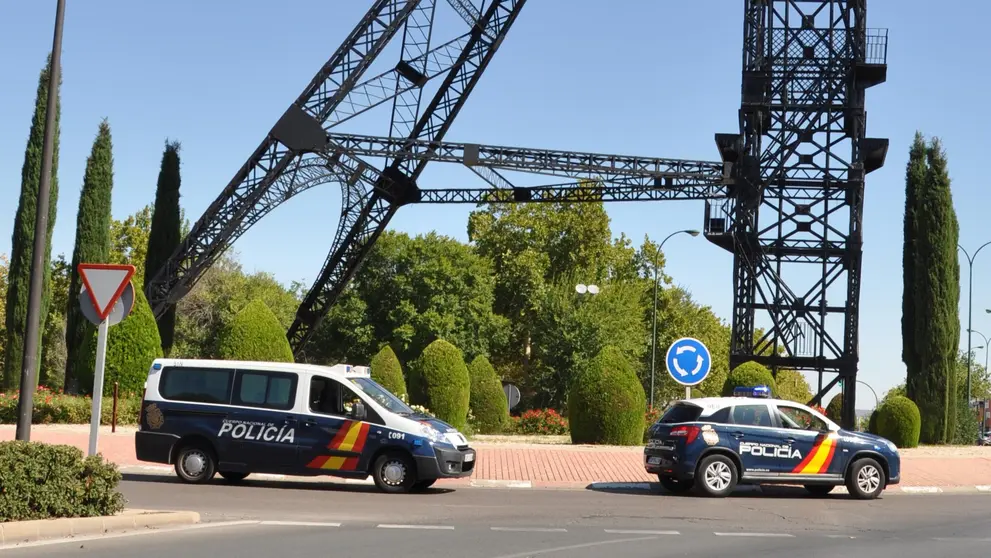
958, 242, 991, 408
649, 229, 701, 409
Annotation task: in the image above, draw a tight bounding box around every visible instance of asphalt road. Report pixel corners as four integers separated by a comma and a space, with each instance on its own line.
4, 474, 989, 557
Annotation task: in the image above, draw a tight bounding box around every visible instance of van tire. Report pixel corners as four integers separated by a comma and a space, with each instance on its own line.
174, 443, 217, 484
372, 451, 417, 494
219, 471, 249, 483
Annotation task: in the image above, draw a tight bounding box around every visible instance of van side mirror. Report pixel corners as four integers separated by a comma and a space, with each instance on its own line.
352, 401, 367, 421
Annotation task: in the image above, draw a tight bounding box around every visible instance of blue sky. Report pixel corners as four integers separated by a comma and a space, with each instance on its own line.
2, 1, 989, 410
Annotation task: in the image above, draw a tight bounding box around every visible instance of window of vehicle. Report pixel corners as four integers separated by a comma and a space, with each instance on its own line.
704, 407, 732, 424
233, 371, 297, 411
731, 404, 773, 427
349, 377, 414, 415
159, 367, 233, 404
777, 405, 828, 431
309, 376, 364, 417
658, 402, 704, 424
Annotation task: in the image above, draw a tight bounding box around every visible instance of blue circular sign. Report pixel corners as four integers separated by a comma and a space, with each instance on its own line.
665, 337, 712, 386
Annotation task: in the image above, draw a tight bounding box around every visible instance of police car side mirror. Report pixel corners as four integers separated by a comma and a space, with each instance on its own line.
352, 401, 367, 421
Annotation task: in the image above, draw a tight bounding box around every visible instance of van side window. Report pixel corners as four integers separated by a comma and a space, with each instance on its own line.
309, 377, 344, 416
233, 371, 297, 411
160, 367, 233, 404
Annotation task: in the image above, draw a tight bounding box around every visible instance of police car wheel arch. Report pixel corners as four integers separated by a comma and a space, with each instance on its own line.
846, 457, 885, 498
844, 450, 889, 482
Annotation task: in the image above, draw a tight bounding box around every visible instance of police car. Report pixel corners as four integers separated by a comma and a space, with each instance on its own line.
134, 359, 475, 493
644, 386, 901, 499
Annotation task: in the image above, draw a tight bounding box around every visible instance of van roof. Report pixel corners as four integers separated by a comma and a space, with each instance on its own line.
151, 358, 371, 379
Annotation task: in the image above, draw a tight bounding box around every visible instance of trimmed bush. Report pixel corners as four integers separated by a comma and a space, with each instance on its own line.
0, 441, 125, 522
216, 299, 294, 363
876, 395, 921, 448
867, 409, 879, 434
568, 346, 646, 445
512, 408, 569, 435
408, 339, 470, 431
721, 361, 778, 397
468, 355, 509, 434
826, 394, 843, 423
775, 369, 812, 403
0, 386, 142, 425
370, 345, 407, 400
81, 287, 163, 396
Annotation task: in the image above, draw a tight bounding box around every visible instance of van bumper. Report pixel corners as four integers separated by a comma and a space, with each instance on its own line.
415, 445, 476, 480
135, 431, 180, 464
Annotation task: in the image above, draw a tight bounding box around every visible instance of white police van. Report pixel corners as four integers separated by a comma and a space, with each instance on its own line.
135, 358, 476, 493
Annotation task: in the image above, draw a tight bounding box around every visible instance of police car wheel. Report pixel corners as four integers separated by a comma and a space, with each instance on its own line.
693, 454, 737, 497
658, 475, 693, 494
845, 457, 885, 500
372, 452, 417, 493
804, 484, 835, 497
174, 444, 216, 484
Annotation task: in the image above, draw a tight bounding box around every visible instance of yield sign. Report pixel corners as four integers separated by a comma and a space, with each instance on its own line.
78, 263, 136, 321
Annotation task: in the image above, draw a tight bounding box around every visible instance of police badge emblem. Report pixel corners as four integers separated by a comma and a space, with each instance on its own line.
145, 403, 164, 430
701, 424, 719, 446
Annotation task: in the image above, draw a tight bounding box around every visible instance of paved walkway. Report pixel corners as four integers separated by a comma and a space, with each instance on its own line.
4, 425, 991, 490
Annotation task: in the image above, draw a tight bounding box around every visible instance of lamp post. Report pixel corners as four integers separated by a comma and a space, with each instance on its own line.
649, 229, 700, 409
958, 242, 991, 410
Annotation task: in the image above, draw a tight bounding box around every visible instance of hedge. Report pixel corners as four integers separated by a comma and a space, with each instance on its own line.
0, 441, 126, 522
876, 395, 921, 448
468, 355, 509, 434
721, 361, 777, 396
408, 339, 470, 431
370, 345, 407, 400
81, 287, 163, 396
568, 345, 646, 445
825, 394, 843, 423
0, 387, 142, 425
216, 299, 294, 362
867, 409, 879, 434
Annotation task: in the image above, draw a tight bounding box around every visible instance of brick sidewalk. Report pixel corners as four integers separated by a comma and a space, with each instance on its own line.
4, 425, 991, 489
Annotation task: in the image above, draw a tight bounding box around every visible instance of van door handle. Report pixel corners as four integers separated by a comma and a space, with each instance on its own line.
785, 438, 796, 444
303, 418, 317, 426
732, 431, 745, 439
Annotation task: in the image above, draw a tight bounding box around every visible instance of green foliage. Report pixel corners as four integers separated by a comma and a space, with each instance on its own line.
902, 132, 925, 387
876, 395, 921, 448
568, 346, 646, 445
867, 409, 879, 434
4, 54, 61, 390
216, 299, 294, 363
65, 120, 115, 393
721, 361, 777, 396
408, 339, 471, 431
775, 369, 812, 404
40, 254, 70, 391
0, 386, 142, 425
825, 394, 843, 423
370, 345, 406, 400
468, 355, 509, 434
145, 140, 183, 355
0, 253, 7, 371
0, 441, 125, 522
511, 408, 569, 435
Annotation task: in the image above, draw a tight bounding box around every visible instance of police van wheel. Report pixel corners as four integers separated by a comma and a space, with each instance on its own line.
845, 457, 885, 500
372, 452, 416, 494
658, 475, 693, 494
220, 471, 249, 483
174, 444, 216, 484
693, 454, 737, 498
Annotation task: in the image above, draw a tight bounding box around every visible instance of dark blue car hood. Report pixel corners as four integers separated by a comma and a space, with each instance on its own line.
838, 429, 893, 447
410, 413, 459, 433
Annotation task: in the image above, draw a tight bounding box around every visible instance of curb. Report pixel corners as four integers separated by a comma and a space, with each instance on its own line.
0, 509, 200, 547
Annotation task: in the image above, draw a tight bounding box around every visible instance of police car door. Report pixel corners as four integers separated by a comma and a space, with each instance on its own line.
296, 375, 373, 475
774, 403, 842, 478
730, 402, 793, 475
223, 368, 300, 473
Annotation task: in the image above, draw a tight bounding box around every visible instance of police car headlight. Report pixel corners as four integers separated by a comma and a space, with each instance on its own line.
418, 423, 443, 443
885, 440, 898, 453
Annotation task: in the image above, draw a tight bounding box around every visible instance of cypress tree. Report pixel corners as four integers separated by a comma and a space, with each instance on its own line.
902, 132, 925, 384
3, 54, 61, 390
144, 140, 182, 355
64, 120, 115, 393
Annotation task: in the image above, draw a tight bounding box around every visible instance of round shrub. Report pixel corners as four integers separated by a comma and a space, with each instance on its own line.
876, 395, 921, 448
216, 299, 294, 363
408, 339, 470, 431
775, 369, 812, 403
721, 361, 777, 397
867, 409, 879, 434
568, 346, 646, 445
370, 345, 406, 400
468, 355, 509, 434
826, 394, 843, 423
82, 287, 163, 396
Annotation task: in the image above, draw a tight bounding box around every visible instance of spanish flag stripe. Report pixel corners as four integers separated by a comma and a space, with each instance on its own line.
799, 435, 835, 474
307, 456, 330, 469
349, 423, 371, 454
337, 422, 364, 452
791, 435, 823, 473
327, 421, 353, 449
814, 437, 838, 474
341, 457, 360, 470
323, 456, 348, 470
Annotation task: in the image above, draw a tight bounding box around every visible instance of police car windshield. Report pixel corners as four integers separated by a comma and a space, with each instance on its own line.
659, 402, 703, 424
349, 377, 415, 415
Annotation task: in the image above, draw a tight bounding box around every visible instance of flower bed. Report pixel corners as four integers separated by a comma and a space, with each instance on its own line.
0, 386, 142, 426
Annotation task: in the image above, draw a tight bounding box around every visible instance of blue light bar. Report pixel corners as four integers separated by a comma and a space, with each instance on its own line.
733, 385, 771, 398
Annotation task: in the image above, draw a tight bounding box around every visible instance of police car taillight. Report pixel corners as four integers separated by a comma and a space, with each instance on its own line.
669, 425, 700, 443
732, 385, 771, 398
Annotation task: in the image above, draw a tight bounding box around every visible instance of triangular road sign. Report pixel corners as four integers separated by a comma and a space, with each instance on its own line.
78, 263, 136, 321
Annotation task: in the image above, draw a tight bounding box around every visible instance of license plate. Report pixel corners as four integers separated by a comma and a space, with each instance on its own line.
648, 457, 662, 465
464, 452, 475, 462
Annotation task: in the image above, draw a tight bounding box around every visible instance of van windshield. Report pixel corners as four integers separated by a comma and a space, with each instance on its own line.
349, 377, 415, 415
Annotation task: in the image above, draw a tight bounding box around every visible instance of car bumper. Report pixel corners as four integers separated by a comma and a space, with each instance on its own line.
135, 430, 180, 464
644, 449, 693, 478
415, 445, 476, 480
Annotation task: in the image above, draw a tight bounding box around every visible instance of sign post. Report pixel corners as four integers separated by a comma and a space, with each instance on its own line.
665, 337, 712, 400
77, 263, 136, 457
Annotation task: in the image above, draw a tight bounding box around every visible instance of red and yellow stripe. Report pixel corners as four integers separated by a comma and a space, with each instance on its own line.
790, 433, 838, 474
306, 420, 370, 471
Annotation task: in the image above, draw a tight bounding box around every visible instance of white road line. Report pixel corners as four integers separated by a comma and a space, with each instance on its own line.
259, 521, 341, 527
0, 521, 259, 551
491, 527, 568, 533
491, 536, 659, 558
976, 485, 991, 492
377, 524, 455, 530
713, 532, 795, 538
604, 529, 680, 535
824, 534, 857, 539
900, 486, 942, 494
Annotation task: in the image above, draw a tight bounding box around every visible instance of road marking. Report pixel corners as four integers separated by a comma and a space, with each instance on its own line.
900, 486, 942, 494
377, 524, 455, 530
976, 485, 991, 492
259, 521, 341, 527
491, 536, 659, 558
0, 521, 258, 551
932, 537, 991, 542
471, 480, 533, 489
824, 534, 857, 539
604, 529, 680, 535
713, 532, 795, 538
491, 527, 568, 533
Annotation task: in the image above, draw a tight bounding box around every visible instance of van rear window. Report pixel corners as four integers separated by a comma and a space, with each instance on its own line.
658, 403, 703, 424
160, 367, 233, 404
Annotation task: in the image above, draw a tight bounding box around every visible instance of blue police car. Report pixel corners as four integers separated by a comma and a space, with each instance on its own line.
644, 386, 901, 499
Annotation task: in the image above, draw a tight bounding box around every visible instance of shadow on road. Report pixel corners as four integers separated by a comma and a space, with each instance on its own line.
585, 481, 863, 500
120, 473, 456, 496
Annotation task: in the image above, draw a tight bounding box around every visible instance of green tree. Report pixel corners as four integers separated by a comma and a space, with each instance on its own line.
722, 361, 777, 396
825, 394, 843, 423
876, 395, 921, 448
369, 345, 406, 400
775, 369, 812, 404
568, 345, 646, 445
144, 141, 183, 356
468, 355, 509, 434
300, 287, 376, 366
408, 339, 470, 430
64, 120, 115, 393
109, 204, 190, 287
3, 54, 62, 390
81, 287, 163, 396
216, 299, 294, 363
0, 253, 9, 372
902, 132, 925, 394
40, 255, 70, 390
907, 136, 960, 444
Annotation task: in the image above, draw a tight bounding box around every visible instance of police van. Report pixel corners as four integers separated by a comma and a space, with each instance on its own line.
644, 386, 901, 500
135, 359, 476, 493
